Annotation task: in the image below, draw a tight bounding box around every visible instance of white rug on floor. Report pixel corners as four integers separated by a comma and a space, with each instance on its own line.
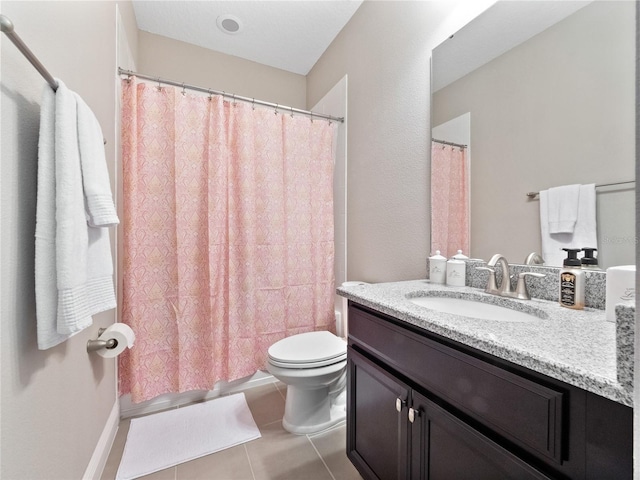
116, 392, 261, 480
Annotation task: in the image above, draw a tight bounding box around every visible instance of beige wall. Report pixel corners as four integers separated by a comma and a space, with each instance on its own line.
432, 1, 635, 267
0, 1, 137, 478
9, 1, 632, 476
138, 30, 307, 109
307, 0, 494, 283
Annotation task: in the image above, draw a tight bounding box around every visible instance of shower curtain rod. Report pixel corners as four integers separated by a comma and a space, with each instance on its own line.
0, 14, 58, 91
526, 180, 636, 199
432, 138, 467, 149
118, 68, 345, 124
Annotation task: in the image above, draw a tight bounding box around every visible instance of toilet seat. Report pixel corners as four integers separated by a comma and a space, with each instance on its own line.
268, 331, 347, 368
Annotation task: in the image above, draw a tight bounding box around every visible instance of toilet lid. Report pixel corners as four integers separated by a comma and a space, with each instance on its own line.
268, 331, 347, 368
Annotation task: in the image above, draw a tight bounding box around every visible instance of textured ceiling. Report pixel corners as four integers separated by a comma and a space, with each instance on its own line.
132, 1, 363, 75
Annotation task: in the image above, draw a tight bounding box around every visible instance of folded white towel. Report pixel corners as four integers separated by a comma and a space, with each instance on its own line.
54, 81, 117, 335
540, 184, 598, 267
35, 82, 71, 349
75, 93, 120, 227
547, 184, 580, 234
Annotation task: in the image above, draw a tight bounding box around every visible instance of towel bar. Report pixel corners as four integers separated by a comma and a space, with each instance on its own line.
527, 180, 635, 199
2, 14, 107, 146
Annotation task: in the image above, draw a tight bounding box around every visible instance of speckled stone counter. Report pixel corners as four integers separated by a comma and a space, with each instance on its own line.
337, 280, 633, 407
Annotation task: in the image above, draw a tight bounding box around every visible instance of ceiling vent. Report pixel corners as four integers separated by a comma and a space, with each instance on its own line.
217, 15, 242, 35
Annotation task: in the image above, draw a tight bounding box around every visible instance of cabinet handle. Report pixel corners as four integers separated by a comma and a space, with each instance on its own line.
396, 397, 406, 413
408, 407, 421, 423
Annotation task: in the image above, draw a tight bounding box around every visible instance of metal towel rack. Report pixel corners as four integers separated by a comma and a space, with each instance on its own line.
1, 14, 107, 144
0, 14, 58, 91
526, 180, 635, 199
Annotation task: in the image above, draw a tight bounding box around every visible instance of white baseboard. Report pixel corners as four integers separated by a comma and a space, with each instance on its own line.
83, 400, 120, 480
120, 370, 276, 419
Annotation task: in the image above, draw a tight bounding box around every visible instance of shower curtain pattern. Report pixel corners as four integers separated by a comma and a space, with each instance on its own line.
430, 142, 469, 258
120, 79, 336, 403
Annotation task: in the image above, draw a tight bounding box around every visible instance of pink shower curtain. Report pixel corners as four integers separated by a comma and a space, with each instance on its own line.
430, 142, 469, 258
120, 78, 336, 403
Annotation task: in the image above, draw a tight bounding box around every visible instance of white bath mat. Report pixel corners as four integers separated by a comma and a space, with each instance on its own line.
116, 393, 261, 479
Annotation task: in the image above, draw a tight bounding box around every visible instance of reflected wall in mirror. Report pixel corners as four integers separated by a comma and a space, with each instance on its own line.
431, 1, 635, 269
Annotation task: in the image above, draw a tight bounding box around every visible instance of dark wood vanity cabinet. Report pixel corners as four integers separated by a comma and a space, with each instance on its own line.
348, 347, 410, 479
346, 302, 632, 480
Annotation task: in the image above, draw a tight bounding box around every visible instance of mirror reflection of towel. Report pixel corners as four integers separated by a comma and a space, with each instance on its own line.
547, 184, 580, 234
540, 184, 597, 267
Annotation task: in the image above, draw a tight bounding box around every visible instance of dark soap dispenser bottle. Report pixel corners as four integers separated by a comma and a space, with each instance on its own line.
559, 248, 585, 310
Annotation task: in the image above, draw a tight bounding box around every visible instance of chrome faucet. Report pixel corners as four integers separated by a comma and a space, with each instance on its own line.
488, 254, 515, 296
477, 254, 545, 300
512, 272, 546, 300
524, 252, 544, 265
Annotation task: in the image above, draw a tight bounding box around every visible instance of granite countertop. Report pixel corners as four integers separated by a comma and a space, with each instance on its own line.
338, 280, 633, 407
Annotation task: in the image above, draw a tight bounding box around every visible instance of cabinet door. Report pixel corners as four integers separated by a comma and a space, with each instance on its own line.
347, 346, 410, 480
410, 391, 553, 480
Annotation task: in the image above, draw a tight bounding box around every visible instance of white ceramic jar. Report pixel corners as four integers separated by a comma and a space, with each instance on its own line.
446, 250, 468, 287
429, 251, 447, 284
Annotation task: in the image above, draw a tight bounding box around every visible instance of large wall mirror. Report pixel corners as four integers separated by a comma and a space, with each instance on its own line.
431, 1, 635, 269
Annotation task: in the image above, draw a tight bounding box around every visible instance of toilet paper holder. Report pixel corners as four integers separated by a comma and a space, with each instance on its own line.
87, 328, 119, 353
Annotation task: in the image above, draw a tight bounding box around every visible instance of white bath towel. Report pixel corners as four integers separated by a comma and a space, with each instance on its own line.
547, 184, 580, 234
35, 82, 70, 349
35, 80, 117, 348
540, 184, 597, 267
55, 81, 117, 335
75, 93, 120, 228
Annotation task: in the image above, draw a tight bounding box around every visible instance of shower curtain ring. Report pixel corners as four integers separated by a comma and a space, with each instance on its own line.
181, 83, 186, 96
251, 98, 255, 110
290, 106, 294, 118
208, 89, 213, 101
156, 77, 161, 91
232, 93, 236, 106
275, 104, 279, 115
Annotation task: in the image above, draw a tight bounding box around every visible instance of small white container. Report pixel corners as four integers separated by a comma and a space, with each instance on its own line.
446, 250, 468, 287
605, 265, 635, 322
429, 251, 447, 284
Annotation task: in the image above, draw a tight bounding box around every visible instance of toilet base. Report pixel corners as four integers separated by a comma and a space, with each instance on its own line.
281, 385, 346, 435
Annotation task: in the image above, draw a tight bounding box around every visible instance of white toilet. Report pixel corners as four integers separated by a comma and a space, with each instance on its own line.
267, 330, 347, 434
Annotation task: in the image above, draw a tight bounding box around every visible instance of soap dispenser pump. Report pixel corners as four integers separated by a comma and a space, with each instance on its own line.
581, 247, 600, 270
559, 248, 585, 310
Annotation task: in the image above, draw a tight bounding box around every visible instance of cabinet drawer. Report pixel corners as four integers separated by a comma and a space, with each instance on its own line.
349, 305, 564, 464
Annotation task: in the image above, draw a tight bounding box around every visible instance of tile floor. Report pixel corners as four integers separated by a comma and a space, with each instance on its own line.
101, 381, 363, 480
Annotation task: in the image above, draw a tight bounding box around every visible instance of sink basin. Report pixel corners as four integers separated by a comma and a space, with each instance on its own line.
408, 296, 543, 322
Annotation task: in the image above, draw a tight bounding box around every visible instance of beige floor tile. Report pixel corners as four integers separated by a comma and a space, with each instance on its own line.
242, 383, 286, 427
273, 381, 287, 396
176, 444, 254, 480
309, 424, 363, 480
246, 421, 333, 480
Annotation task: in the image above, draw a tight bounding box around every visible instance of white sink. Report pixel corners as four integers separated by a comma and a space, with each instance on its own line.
408, 296, 543, 322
